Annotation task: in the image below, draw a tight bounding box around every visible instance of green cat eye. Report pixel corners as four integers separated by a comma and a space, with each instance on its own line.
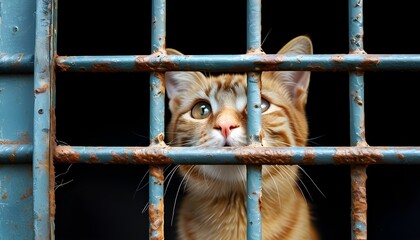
261, 98, 270, 112
191, 101, 212, 119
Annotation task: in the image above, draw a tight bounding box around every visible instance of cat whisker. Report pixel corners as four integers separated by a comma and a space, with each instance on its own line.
171, 165, 195, 226
281, 166, 310, 204
266, 169, 282, 207
133, 169, 150, 200
298, 166, 326, 198
131, 131, 149, 140
164, 165, 180, 197
261, 28, 272, 47
272, 166, 297, 201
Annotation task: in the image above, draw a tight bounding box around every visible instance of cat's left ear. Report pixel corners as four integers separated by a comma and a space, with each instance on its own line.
265, 36, 313, 109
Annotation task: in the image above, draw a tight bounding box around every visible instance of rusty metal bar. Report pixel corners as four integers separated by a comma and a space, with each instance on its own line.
55, 54, 420, 73
0, 54, 33, 73
33, 0, 55, 238
246, 0, 263, 239
349, 0, 368, 239
0, 0, 36, 238
149, 0, 166, 239
53, 145, 420, 165
0, 144, 33, 163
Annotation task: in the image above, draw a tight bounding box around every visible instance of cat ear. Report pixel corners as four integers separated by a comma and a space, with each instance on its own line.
165, 48, 206, 100
265, 36, 313, 108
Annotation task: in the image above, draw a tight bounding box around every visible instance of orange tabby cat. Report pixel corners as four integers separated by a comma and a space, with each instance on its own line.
165, 36, 318, 240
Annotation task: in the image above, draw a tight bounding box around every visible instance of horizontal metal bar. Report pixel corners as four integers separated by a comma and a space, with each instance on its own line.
0, 144, 33, 163
0, 54, 34, 73
53, 145, 420, 165
55, 54, 420, 73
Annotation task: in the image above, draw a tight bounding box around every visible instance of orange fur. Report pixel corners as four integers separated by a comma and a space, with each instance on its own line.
166, 36, 318, 240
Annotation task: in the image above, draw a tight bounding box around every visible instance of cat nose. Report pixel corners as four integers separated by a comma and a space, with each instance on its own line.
215, 120, 239, 138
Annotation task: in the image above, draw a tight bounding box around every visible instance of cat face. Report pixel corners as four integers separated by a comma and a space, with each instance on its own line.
166, 36, 312, 149
165, 36, 312, 183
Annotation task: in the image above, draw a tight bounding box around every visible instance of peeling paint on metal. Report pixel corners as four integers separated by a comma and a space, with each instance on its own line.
149, 200, 164, 240
333, 148, 382, 164
133, 148, 173, 165
111, 152, 129, 164
34, 82, 48, 94
351, 166, 367, 240
54, 146, 80, 163
20, 187, 33, 201
238, 148, 294, 164
302, 148, 316, 165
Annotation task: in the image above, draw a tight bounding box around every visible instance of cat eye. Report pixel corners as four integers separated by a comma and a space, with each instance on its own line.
191, 101, 212, 119
261, 98, 270, 113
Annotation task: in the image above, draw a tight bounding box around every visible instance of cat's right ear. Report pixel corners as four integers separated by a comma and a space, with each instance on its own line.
165, 48, 206, 100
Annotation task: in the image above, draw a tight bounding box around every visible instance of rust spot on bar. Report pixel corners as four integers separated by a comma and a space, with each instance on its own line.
1, 192, 7, 199
252, 54, 285, 71
34, 82, 48, 94
333, 148, 383, 164
351, 166, 367, 240
149, 199, 164, 240
92, 62, 118, 72
332, 54, 344, 63
111, 152, 129, 164
397, 152, 404, 161
237, 148, 294, 164
135, 51, 178, 72
132, 148, 174, 165
306, 65, 325, 71
50, 108, 57, 218
150, 166, 164, 183
151, 133, 166, 146
302, 148, 316, 165
0, 131, 30, 144
54, 146, 81, 163
20, 187, 33, 200
9, 151, 16, 162
360, 55, 379, 69
55, 56, 70, 72
88, 154, 100, 163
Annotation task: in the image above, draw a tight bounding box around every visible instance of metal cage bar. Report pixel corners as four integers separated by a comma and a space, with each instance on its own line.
55, 54, 420, 73
349, 0, 368, 239
33, 0, 55, 239
246, 0, 263, 239
149, 0, 166, 239
53, 146, 420, 165
1, 1, 420, 240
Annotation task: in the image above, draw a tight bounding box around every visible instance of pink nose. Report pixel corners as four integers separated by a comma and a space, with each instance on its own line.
215, 120, 239, 138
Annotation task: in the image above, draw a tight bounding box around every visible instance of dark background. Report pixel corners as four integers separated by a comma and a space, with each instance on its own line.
54, 0, 420, 239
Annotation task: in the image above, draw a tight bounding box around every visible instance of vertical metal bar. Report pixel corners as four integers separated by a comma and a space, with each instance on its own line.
0, 0, 35, 238
34, 0, 54, 239
149, 0, 166, 239
349, 0, 368, 239
246, 0, 262, 239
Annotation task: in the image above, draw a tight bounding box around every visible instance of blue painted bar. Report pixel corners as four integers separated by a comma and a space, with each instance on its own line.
0, 0, 35, 239
56, 54, 420, 72
246, 1, 263, 238
0, 144, 33, 163
349, 0, 368, 239
149, 0, 166, 239
54, 145, 420, 165
33, 0, 54, 239
0, 54, 34, 73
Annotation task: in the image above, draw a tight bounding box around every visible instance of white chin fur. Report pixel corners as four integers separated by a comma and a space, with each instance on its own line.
198, 165, 246, 183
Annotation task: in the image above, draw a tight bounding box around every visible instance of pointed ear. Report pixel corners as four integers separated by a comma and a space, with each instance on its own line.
165, 48, 206, 100
265, 36, 313, 108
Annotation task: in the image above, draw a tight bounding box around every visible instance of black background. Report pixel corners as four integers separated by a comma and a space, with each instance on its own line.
54, 0, 420, 239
